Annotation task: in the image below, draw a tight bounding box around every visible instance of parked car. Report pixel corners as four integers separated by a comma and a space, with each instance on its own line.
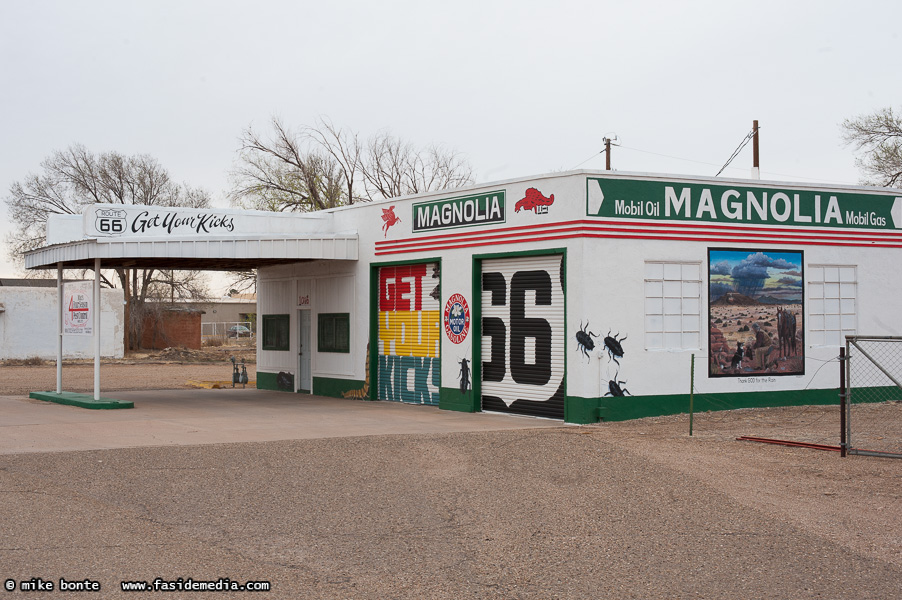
228, 325, 252, 338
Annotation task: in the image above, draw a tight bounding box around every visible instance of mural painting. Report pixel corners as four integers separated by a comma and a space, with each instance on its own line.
381, 205, 401, 237
708, 249, 804, 377
514, 188, 555, 214
377, 264, 441, 404
481, 255, 566, 419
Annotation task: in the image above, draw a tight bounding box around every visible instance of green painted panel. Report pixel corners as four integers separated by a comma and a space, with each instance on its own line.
313, 376, 366, 399
256, 371, 293, 391
256, 372, 279, 391
439, 386, 478, 412
412, 191, 506, 232
587, 177, 899, 231
566, 387, 844, 424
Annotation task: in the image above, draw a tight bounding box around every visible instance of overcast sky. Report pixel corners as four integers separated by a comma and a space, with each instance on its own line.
1, 1, 899, 293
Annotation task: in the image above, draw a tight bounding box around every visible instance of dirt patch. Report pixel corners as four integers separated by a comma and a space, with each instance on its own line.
0, 360, 257, 396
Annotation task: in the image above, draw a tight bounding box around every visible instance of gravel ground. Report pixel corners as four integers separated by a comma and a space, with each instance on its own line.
0, 361, 900, 598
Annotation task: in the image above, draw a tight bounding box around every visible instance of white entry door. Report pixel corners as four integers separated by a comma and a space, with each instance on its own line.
298, 309, 312, 393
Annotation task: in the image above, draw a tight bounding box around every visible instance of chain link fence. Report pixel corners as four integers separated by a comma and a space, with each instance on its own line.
202, 321, 255, 345
843, 336, 902, 458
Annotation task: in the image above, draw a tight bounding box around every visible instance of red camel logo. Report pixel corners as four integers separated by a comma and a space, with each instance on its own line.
381, 205, 401, 237
515, 188, 554, 214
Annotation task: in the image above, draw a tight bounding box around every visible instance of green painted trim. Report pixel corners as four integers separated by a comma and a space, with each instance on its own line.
30, 391, 134, 409
369, 257, 443, 403
566, 387, 848, 424
439, 386, 478, 412
313, 376, 366, 398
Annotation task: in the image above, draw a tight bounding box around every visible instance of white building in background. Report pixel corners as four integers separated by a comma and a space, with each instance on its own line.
0, 281, 124, 360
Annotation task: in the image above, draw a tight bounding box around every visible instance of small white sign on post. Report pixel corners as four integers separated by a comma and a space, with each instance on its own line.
63, 281, 93, 336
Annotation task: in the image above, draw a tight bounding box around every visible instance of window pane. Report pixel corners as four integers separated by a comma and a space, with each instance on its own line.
681, 263, 699, 280
646, 332, 664, 349
663, 297, 682, 314
809, 330, 825, 346
683, 297, 700, 314
840, 283, 856, 299
682, 332, 698, 348
808, 266, 824, 282
682, 281, 700, 297
663, 280, 681, 297
809, 298, 824, 315
825, 299, 840, 314
664, 314, 682, 332
840, 298, 856, 314
645, 280, 663, 297
825, 283, 840, 298
808, 314, 825, 330
841, 314, 856, 330
825, 314, 841, 330
825, 267, 840, 282
663, 263, 682, 280
682, 315, 699, 331
808, 283, 824, 299
646, 315, 664, 332
839, 267, 856, 282
664, 332, 682, 348
645, 262, 664, 279
646, 297, 663, 315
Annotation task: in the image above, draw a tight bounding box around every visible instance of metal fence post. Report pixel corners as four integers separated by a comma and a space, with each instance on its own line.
839, 345, 847, 458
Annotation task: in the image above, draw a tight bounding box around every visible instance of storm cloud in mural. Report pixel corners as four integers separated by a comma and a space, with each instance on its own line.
708, 248, 804, 377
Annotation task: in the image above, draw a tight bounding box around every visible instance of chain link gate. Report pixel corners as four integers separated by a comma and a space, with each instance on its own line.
842, 336, 902, 458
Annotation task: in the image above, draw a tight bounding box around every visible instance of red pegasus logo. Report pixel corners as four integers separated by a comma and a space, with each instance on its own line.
381, 205, 401, 237
515, 188, 555, 213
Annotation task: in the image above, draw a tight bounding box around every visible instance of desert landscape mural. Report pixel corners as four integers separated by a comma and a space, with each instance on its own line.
708, 249, 804, 377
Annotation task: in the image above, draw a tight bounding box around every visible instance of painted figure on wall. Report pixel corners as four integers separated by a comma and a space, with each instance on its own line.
381, 206, 401, 237
708, 249, 804, 377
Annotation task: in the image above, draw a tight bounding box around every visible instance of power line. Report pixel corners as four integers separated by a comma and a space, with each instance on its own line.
716, 127, 757, 177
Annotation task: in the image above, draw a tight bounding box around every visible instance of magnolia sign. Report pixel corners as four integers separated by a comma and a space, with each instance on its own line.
412, 191, 506, 232
587, 177, 902, 230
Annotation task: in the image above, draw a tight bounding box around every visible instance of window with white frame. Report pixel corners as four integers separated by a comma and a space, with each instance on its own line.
808, 265, 857, 346
645, 261, 701, 350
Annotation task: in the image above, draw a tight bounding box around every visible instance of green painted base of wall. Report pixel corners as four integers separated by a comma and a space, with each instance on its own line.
30, 391, 134, 409
439, 387, 478, 412
256, 372, 278, 391
313, 376, 366, 399
566, 387, 842, 424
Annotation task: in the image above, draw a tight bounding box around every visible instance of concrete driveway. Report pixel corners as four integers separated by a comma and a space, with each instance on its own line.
0, 389, 560, 454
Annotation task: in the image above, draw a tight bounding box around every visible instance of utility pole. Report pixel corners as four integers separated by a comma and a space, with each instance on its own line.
751, 120, 760, 179
604, 137, 612, 170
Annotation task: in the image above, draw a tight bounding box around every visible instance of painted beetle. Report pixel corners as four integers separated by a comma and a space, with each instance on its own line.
458, 358, 471, 395
604, 377, 631, 397
575, 320, 599, 362
604, 330, 627, 366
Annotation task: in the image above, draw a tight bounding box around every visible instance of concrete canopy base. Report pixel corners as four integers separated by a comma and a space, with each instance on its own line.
29, 391, 134, 409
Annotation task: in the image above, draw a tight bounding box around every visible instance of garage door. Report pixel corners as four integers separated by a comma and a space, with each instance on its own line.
481, 255, 565, 418
377, 263, 441, 405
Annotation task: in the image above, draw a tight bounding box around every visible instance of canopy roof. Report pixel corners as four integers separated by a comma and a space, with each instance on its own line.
24, 204, 358, 270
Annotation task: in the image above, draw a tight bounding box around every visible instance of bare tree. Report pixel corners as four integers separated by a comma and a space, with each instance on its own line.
231, 118, 348, 212
229, 116, 475, 211
362, 133, 473, 199
4, 144, 214, 350
841, 106, 902, 187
